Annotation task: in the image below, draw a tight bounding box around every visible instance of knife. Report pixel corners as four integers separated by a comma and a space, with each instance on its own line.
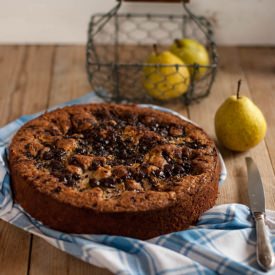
246, 157, 274, 271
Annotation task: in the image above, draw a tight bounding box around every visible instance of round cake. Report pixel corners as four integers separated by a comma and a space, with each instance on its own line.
10, 103, 220, 239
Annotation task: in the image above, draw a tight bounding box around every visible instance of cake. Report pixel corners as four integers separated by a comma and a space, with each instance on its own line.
9, 103, 220, 239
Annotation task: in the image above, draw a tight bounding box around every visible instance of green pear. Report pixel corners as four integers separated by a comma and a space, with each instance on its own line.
215, 80, 267, 152
170, 38, 209, 80
143, 45, 190, 101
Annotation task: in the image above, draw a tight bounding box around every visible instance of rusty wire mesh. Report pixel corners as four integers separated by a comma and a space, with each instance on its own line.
86, 1, 218, 104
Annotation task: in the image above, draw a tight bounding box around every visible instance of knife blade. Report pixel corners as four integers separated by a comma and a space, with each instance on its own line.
246, 157, 274, 271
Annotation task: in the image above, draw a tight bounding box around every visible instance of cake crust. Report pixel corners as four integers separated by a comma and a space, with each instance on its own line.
10, 103, 220, 239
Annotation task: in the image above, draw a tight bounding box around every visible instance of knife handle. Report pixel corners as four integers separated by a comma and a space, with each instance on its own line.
254, 212, 274, 271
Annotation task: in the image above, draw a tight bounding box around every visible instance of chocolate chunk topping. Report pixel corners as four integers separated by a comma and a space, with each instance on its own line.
99, 177, 116, 188
89, 178, 100, 188
29, 104, 212, 194
75, 147, 88, 155
185, 141, 206, 149
43, 150, 54, 160
50, 160, 64, 171
89, 159, 105, 170
52, 186, 61, 193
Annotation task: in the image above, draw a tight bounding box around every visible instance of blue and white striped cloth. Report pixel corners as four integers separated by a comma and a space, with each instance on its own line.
0, 92, 274, 275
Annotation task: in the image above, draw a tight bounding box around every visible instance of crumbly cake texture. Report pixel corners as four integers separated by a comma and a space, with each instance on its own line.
10, 103, 220, 239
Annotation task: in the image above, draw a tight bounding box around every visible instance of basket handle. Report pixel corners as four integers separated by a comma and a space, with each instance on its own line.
121, 0, 190, 3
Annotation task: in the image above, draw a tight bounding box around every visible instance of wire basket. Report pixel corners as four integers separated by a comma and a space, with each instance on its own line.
86, 0, 218, 104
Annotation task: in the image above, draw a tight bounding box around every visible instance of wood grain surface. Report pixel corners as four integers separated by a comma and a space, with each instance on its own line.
0, 46, 274, 275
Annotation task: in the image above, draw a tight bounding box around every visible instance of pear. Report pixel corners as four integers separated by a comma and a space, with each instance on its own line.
215, 80, 267, 152
143, 45, 190, 101
170, 38, 209, 80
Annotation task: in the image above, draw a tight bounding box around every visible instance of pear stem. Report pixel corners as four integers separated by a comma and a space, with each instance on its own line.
153, 44, 159, 55
237, 79, 242, 99
175, 39, 182, 48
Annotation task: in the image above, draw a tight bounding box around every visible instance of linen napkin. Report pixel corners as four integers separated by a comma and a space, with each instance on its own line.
1, 92, 274, 275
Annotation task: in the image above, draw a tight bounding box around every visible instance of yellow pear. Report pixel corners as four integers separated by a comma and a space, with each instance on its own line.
215, 80, 267, 152
170, 38, 209, 80
143, 45, 190, 101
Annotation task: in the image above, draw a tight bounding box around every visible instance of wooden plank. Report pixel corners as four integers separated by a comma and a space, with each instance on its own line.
7, 45, 55, 119
238, 47, 275, 210
188, 47, 275, 209
0, 46, 55, 275
0, 46, 26, 126
0, 220, 31, 275
165, 101, 188, 118
0, 45, 30, 275
11, 45, 274, 275
29, 46, 111, 275
219, 47, 275, 209
30, 239, 112, 275
47, 45, 90, 105
239, 47, 275, 174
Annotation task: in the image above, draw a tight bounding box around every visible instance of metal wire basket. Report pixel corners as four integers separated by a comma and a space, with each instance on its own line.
86, 0, 218, 104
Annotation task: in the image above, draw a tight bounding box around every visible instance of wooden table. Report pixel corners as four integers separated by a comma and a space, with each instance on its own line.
0, 46, 274, 275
